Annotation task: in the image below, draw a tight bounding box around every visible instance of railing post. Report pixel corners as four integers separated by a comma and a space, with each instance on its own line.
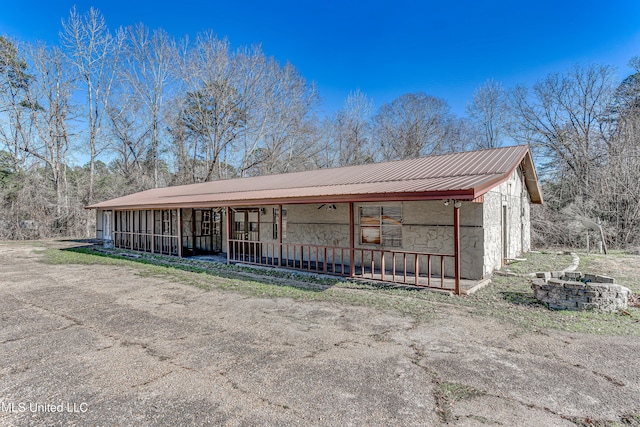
278, 204, 283, 267
454, 203, 461, 295
226, 207, 232, 264
349, 202, 355, 278
178, 208, 182, 258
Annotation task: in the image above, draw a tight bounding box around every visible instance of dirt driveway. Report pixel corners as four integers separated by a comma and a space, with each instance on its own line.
1, 242, 639, 426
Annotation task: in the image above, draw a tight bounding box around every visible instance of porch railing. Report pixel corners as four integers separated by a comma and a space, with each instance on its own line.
228, 239, 456, 291
113, 231, 179, 256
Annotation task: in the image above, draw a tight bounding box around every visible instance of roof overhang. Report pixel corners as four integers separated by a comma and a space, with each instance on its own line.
86, 145, 543, 211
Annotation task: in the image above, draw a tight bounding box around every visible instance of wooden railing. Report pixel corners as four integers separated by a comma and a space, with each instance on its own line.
228, 239, 456, 290
113, 231, 179, 256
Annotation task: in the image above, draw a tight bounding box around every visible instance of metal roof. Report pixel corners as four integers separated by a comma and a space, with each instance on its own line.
87, 145, 543, 210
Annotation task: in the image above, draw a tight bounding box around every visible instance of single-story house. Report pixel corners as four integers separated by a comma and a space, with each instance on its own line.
86, 145, 542, 294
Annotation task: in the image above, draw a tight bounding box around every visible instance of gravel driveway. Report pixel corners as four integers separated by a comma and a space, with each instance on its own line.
1, 241, 639, 426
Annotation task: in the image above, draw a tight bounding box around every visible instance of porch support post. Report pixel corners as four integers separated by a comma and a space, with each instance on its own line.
226, 206, 232, 265
178, 208, 182, 258
151, 210, 155, 254
349, 202, 355, 278
278, 204, 283, 267
453, 203, 461, 295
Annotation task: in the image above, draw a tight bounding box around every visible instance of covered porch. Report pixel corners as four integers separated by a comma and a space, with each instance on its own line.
104, 200, 464, 294
224, 201, 463, 294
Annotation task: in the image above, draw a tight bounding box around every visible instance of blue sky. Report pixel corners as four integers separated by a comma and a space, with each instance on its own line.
1, 0, 639, 116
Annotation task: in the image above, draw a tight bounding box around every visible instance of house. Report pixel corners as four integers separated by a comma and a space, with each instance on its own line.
86, 145, 543, 294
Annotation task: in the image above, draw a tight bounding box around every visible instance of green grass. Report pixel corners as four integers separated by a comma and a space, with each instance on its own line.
578, 252, 640, 294
505, 251, 574, 275
460, 274, 640, 335
433, 380, 485, 423
41, 246, 640, 336
42, 247, 442, 321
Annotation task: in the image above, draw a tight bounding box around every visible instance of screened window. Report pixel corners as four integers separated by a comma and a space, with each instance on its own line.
360, 206, 402, 247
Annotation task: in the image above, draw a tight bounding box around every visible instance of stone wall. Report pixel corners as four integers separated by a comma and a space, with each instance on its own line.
256, 200, 486, 279
531, 272, 632, 311
483, 166, 532, 277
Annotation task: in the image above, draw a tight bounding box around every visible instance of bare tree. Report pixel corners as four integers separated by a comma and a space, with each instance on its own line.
60, 7, 123, 205
177, 33, 246, 182
372, 92, 453, 160
238, 52, 321, 176
29, 43, 75, 223
324, 89, 374, 167
118, 24, 177, 188
509, 64, 616, 197
466, 78, 509, 149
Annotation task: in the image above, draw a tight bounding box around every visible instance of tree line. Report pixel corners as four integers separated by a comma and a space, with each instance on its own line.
1, 7, 639, 249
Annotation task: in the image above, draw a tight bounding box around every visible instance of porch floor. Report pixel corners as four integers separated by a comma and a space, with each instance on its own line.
191, 254, 490, 295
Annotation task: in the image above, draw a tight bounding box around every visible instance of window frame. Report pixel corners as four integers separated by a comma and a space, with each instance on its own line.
359, 205, 402, 247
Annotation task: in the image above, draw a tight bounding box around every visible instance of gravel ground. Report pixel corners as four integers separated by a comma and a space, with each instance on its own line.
0, 241, 639, 426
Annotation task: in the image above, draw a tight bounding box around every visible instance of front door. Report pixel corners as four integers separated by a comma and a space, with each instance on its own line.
194, 209, 223, 254
181, 209, 223, 256
232, 209, 259, 261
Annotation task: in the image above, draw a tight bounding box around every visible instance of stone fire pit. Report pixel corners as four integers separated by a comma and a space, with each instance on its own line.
531, 271, 632, 311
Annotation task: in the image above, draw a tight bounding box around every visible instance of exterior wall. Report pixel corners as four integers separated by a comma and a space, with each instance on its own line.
483, 166, 532, 276
394, 200, 483, 279
254, 200, 485, 280
100, 165, 532, 281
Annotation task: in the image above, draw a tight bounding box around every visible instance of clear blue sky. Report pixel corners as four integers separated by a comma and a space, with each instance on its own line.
1, 0, 639, 116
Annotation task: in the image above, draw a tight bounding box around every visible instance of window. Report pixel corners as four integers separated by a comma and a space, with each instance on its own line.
273, 207, 287, 239
360, 206, 402, 247
201, 210, 211, 235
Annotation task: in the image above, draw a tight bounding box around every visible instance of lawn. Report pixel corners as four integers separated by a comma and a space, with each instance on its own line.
44, 246, 640, 336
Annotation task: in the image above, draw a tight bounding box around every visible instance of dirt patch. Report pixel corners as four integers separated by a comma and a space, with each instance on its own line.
1, 241, 640, 426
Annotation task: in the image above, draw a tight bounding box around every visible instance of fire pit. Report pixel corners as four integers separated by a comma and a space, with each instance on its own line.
531, 271, 632, 311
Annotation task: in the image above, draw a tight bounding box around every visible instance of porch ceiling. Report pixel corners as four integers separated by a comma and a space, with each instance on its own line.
87, 145, 543, 210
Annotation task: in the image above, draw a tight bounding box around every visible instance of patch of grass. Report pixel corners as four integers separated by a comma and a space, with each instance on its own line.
433, 380, 485, 423
579, 252, 640, 294
506, 251, 574, 275
41, 247, 440, 321
40, 246, 640, 336
569, 413, 640, 427
621, 413, 640, 426
461, 275, 640, 336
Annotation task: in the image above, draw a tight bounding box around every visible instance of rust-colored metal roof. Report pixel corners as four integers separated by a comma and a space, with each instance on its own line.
87, 145, 542, 210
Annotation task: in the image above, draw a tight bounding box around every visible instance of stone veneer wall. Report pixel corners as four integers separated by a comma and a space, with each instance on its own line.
483, 167, 532, 277
258, 200, 486, 279
531, 272, 632, 311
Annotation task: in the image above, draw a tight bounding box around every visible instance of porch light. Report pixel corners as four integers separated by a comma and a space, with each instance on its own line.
454, 201, 462, 208
443, 199, 450, 206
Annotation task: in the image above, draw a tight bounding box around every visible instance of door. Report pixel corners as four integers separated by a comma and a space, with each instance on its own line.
182, 209, 223, 256
232, 209, 259, 261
